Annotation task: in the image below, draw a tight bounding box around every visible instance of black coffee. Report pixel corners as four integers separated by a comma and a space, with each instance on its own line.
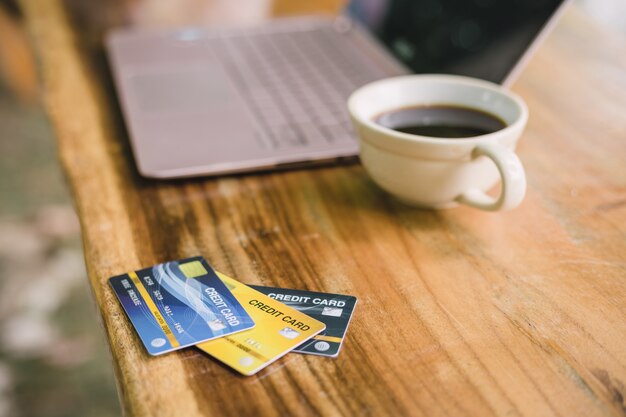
375, 105, 506, 138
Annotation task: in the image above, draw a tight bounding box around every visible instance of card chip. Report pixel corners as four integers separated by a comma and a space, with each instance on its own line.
222, 280, 236, 291
179, 261, 208, 278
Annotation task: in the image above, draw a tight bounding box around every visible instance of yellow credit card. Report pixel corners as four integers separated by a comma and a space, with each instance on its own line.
197, 273, 326, 376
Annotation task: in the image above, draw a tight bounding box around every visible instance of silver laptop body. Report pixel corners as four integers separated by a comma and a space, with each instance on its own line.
106, 2, 569, 178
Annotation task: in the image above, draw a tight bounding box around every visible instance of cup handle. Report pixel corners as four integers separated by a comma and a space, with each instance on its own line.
455, 143, 527, 211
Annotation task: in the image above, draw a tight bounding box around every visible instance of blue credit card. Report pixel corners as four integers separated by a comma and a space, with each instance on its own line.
109, 257, 255, 355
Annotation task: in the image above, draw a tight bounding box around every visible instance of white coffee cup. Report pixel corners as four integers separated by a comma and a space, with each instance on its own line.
348, 74, 528, 211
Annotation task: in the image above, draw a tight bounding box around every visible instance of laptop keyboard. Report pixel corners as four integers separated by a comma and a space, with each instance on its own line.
207, 23, 388, 149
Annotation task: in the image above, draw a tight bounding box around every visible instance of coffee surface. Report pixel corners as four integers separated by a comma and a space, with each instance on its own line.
375, 105, 506, 138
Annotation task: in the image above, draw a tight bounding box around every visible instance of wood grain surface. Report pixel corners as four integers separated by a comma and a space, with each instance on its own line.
20, 0, 626, 416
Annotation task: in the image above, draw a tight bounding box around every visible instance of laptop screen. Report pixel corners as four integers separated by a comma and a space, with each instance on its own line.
347, 0, 564, 84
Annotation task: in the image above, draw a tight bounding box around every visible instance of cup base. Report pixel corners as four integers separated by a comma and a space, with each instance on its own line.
394, 196, 460, 210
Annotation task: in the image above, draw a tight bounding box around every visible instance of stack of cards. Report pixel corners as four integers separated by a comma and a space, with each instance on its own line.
109, 257, 357, 375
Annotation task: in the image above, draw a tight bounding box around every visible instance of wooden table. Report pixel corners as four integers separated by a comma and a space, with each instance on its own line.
21, 0, 626, 416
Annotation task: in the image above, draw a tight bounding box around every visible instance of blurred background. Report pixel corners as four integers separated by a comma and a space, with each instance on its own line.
0, 2, 120, 416
0, 1, 624, 416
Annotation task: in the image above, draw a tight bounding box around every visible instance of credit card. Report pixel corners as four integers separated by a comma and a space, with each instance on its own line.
196, 273, 326, 376
109, 257, 255, 355
250, 285, 357, 357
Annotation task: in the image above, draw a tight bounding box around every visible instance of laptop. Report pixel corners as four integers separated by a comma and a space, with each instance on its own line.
106, 0, 570, 179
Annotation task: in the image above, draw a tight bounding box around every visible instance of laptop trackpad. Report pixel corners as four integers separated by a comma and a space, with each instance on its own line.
126, 66, 262, 173
132, 69, 232, 113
